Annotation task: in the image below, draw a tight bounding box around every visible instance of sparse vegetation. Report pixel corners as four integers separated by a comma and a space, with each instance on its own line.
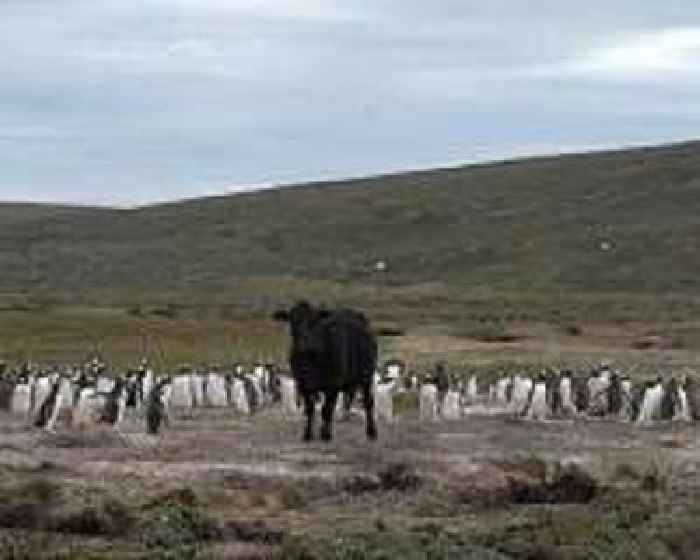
2, 141, 700, 557
141, 501, 217, 559
2, 141, 700, 366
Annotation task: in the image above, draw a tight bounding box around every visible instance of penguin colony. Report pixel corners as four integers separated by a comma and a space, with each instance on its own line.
0, 358, 697, 435
0, 358, 282, 434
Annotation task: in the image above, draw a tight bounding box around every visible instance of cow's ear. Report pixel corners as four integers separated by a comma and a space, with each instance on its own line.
272, 310, 290, 322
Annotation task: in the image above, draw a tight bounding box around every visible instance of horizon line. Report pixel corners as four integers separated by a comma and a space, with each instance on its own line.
1, 136, 697, 210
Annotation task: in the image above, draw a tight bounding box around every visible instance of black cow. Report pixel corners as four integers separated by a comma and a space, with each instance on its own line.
273, 301, 378, 442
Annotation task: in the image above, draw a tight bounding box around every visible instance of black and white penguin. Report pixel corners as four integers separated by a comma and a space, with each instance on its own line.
99, 377, 126, 426
572, 373, 589, 413
607, 371, 623, 416
659, 377, 679, 421
146, 377, 171, 435
33, 374, 62, 430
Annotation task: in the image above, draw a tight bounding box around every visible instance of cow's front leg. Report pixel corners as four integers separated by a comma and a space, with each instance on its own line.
320, 390, 338, 442
303, 394, 316, 441
362, 382, 378, 440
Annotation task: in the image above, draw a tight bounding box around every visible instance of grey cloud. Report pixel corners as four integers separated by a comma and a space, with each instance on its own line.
1, 1, 699, 205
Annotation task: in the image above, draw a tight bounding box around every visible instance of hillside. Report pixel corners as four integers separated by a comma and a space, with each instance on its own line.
2, 140, 700, 309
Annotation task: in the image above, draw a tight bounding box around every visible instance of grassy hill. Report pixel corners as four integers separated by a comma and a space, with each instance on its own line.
2, 140, 700, 315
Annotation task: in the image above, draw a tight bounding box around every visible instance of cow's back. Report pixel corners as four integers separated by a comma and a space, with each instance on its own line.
318, 312, 376, 387
286, 307, 376, 393
321, 313, 377, 378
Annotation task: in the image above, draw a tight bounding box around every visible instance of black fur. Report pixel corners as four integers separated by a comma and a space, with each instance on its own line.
273, 301, 377, 442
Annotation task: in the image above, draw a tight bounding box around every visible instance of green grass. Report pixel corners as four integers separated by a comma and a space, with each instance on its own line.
2, 140, 700, 365
2, 140, 700, 307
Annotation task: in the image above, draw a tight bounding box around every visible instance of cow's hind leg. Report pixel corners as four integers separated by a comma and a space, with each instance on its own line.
340, 389, 354, 422
362, 382, 378, 440
303, 394, 316, 441
320, 390, 338, 442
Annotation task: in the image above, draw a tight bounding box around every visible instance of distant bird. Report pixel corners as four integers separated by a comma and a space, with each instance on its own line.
33, 375, 61, 430
146, 378, 171, 435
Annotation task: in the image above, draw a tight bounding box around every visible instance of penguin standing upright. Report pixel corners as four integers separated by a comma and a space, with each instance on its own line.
33, 375, 61, 430
607, 372, 623, 416
99, 377, 126, 426
125, 372, 140, 408
637, 378, 664, 425
0, 366, 14, 411
146, 378, 170, 434
659, 377, 678, 421
572, 373, 589, 413
242, 374, 259, 414
546, 370, 561, 415
684, 375, 700, 421
526, 373, 549, 421
434, 362, 450, 415
619, 375, 635, 422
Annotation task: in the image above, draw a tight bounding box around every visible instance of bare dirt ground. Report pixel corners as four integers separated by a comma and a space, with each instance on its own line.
2, 320, 700, 558
2, 400, 700, 559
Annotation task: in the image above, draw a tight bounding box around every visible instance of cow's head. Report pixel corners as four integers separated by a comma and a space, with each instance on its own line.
272, 300, 324, 337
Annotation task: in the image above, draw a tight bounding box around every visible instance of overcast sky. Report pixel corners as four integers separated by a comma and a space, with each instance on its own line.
2, 1, 700, 206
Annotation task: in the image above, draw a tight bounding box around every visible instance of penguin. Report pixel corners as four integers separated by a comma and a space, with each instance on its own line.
124, 372, 140, 408
545, 369, 561, 415
685, 375, 700, 421
242, 374, 259, 414
558, 370, 577, 417
526, 373, 549, 421
637, 378, 663, 425
572, 373, 589, 413
99, 377, 126, 426
659, 377, 678, 421
146, 378, 170, 435
33, 375, 61, 430
607, 372, 623, 416
619, 375, 635, 422
0, 374, 15, 411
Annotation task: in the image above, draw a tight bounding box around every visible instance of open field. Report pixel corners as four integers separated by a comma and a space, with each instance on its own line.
2, 140, 700, 370
2, 140, 700, 557
2, 303, 700, 378
3, 302, 700, 558
2, 403, 700, 559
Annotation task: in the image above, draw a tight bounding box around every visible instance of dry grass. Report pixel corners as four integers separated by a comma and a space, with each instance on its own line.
0, 413, 698, 559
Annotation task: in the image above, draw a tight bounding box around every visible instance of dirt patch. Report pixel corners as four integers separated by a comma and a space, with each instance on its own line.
507, 462, 598, 505
144, 487, 199, 509
0, 498, 133, 537
0, 449, 54, 472
42, 429, 128, 449
51, 500, 133, 536
562, 323, 583, 336
341, 462, 422, 496
377, 462, 422, 491
222, 520, 285, 545
1, 398, 699, 558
